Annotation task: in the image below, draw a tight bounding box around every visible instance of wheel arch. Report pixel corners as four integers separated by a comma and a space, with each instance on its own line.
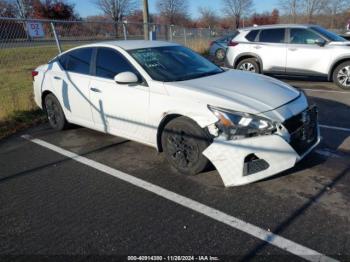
156, 112, 215, 152
41, 90, 54, 110
156, 114, 182, 152
328, 57, 350, 81
234, 53, 263, 70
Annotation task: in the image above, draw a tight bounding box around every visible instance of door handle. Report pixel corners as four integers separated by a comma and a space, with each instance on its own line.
289, 48, 298, 51
53, 76, 61, 80
90, 87, 102, 93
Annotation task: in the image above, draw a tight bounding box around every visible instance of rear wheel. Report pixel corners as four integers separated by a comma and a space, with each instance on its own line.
161, 117, 211, 175
237, 58, 260, 73
333, 61, 350, 89
44, 94, 69, 131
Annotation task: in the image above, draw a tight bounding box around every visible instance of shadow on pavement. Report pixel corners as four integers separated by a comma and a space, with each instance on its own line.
309, 97, 350, 129
0, 140, 129, 184
309, 97, 350, 153
241, 165, 350, 261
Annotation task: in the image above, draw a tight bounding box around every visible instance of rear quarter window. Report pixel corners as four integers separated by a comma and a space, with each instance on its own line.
58, 54, 69, 70
245, 30, 259, 42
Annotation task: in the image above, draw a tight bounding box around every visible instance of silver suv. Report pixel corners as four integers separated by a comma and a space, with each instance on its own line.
225, 24, 350, 89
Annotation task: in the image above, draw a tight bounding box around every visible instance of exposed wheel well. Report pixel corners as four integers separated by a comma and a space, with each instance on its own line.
156, 114, 182, 152
41, 90, 53, 111
234, 55, 261, 69
329, 58, 350, 81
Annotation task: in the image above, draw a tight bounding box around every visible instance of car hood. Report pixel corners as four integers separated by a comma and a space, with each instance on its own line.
328, 41, 350, 47
164, 70, 300, 114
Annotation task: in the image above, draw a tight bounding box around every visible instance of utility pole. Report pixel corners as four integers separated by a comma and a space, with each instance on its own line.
143, 0, 149, 40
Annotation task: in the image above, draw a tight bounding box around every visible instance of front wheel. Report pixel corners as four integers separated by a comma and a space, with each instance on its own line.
161, 117, 211, 175
236, 58, 260, 73
333, 61, 350, 89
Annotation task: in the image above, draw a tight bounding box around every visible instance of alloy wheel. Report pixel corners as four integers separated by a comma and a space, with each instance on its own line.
166, 131, 199, 168
216, 49, 226, 61
239, 62, 256, 72
337, 66, 350, 88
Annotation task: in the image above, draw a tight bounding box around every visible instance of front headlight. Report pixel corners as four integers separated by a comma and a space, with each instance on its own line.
208, 105, 277, 140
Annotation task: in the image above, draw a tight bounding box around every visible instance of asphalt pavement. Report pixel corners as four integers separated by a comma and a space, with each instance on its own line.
0, 79, 349, 261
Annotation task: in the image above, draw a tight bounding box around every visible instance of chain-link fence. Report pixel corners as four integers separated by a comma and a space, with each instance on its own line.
0, 17, 232, 121
1, 18, 55, 120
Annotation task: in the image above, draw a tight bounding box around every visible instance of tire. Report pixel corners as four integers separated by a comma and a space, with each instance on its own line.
161, 117, 212, 176
44, 93, 69, 131
236, 58, 260, 73
215, 48, 226, 61
332, 61, 350, 90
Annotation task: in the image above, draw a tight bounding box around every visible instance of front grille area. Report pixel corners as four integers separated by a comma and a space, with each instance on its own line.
243, 159, 270, 176
243, 154, 269, 176
283, 106, 318, 156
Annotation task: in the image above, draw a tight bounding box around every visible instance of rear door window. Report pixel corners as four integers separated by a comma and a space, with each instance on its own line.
259, 29, 285, 43
65, 48, 93, 75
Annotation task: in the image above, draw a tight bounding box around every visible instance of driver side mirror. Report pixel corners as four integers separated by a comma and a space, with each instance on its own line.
114, 72, 139, 85
315, 39, 326, 47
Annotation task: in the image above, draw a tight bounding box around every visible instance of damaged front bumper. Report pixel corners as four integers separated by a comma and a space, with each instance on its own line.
203, 126, 320, 187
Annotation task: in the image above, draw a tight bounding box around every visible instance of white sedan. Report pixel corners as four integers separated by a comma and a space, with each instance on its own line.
32, 40, 320, 187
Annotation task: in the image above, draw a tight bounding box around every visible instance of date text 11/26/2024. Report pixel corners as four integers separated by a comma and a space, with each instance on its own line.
127, 255, 220, 261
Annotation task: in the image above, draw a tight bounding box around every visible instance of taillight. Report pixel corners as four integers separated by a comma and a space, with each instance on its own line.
32, 70, 38, 80
228, 41, 239, 47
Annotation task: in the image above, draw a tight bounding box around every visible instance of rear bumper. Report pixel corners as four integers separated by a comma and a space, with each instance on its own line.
203, 128, 320, 187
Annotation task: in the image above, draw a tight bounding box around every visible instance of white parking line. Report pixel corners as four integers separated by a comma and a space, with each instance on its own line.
320, 124, 350, 132
303, 89, 350, 94
22, 135, 337, 262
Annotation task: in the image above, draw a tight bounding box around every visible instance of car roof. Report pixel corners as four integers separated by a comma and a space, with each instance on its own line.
80, 40, 179, 50
240, 24, 318, 31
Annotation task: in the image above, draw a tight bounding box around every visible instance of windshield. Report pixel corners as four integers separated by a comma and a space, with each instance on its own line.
129, 46, 224, 82
311, 26, 346, 42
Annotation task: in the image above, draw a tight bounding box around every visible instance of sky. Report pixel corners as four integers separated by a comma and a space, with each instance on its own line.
73, 0, 280, 19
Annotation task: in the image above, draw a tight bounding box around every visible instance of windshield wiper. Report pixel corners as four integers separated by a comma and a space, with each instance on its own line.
174, 70, 224, 82
196, 70, 223, 78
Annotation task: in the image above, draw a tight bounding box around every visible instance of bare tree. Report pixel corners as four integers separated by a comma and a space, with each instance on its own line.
198, 7, 218, 29
156, 0, 188, 25
279, 0, 300, 23
14, 0, 33, 18
94, 0, 137, 37
326, 0, 350, 28
222, 0, 253, 29
302, 0, 327, 23
0, 0, 16, 17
